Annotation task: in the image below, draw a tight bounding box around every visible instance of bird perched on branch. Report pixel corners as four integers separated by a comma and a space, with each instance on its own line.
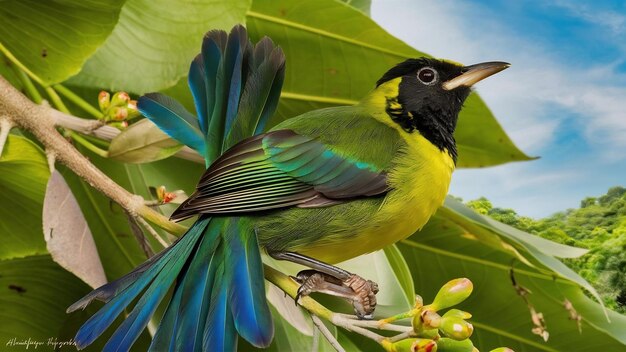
68, 25, 508, 351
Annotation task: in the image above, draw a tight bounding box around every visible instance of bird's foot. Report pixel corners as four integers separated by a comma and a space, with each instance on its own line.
291, 269, 379, 319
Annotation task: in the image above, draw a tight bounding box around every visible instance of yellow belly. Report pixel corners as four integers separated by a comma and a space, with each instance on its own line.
297, 132, 455, 263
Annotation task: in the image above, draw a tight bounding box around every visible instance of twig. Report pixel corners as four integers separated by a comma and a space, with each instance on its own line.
136, 215, 171, 248
69, 131, 109, 158
125, 211, 156, 258
387, 330, 415, 343
331, 316, 385, 343
53, 84, 102, 118
334, 313, 411, 333
312, 315, 345, 352
50, 109, 204, 163
311, 324, 320, 352
0, 76, 187, 236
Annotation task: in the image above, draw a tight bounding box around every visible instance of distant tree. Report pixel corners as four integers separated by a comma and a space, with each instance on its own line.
581, 197, 596, 208
465, 186, 626, 313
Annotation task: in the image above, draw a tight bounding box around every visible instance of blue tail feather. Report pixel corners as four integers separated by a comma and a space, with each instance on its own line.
200, 29, 226, 138
73, 219, 207, 349
222, 26, 250, 140
173, 221, 222, 351
224, 219, 274, 347
102, 240, 194, 352
137, 93, 206, 156
188, 55, 208, 135
148, 276, 182, 352
203, 258, 237, 352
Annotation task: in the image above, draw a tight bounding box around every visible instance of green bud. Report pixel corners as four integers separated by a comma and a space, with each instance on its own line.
439, 316, 473, 341
489, 348, 515, 352
111, 91, 130, 107
442, 309, 472, 320
415, 328, 439, 340
436, 338, 474, 352
388, 338, 438, 352
98, 91, 110, 112
430, 278, 473, 311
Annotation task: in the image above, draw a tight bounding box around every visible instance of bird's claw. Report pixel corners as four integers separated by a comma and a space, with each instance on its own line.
290, 269, 379, 319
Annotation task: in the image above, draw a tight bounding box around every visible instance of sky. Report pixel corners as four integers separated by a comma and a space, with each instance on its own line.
372, 0, 626, 218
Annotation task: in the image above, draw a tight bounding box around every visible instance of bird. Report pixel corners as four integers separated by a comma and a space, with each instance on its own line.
67, 25, 509, 352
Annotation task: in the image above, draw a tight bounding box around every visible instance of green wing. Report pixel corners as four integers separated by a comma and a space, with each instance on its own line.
171, 107, 403, 220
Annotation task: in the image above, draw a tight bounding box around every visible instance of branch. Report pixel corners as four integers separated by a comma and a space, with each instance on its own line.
0, 75, 186, 236
51, 108, 204, 163
312, 314, 346, 352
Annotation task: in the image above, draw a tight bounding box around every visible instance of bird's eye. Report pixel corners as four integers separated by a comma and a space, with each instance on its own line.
417, 67, 438, 85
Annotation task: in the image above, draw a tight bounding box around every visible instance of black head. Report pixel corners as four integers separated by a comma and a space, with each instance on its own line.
377, 58, 509, 163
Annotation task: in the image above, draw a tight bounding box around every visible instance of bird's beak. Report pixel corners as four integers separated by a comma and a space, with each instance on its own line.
442, 61, 510, 90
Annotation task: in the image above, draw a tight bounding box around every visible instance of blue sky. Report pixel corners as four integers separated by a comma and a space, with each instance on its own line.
372, 0, 626, 217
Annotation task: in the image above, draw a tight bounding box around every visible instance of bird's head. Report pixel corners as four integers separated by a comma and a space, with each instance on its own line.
372, 58, 509, 162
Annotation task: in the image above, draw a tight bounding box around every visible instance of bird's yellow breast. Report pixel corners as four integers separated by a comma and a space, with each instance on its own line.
316, 132, 454, 263
285, 79, 455, 263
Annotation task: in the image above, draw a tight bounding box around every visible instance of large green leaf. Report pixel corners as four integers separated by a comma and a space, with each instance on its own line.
342, 0, 371, 15
0, 135, 49, 260
245, 0, 532, 168
0, 136, 150, 351
0, 0, 124, 84
0, 256, 151, 352
67, 0, 251, 93
396, 214, 626, 351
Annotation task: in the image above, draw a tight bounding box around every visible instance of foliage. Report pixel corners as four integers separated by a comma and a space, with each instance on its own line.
466, 187, 626, 313
1, 0, 625, 351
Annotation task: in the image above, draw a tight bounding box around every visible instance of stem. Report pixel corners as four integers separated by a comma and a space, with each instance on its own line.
70, 131, 109, 158
312, 315, 346, 352
0, 42, 45, 85
386, 331, 415, 343
45, 86, 70, 113
14, 69, 42, 104
54, 84, 102, 119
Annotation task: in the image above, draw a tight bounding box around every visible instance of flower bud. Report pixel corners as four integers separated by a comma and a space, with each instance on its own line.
156, 186, 167, 202
430, 278, 473, 311
126, 99, 141, 119
98, 91, 111, 112
111, 91, 130, 107
439, 316, 473, 341
388, 338, 437, 352
436, 338, 475, 352
109, 107, 129, 121
489, 348, 515, 352
421, 310, 442, 329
